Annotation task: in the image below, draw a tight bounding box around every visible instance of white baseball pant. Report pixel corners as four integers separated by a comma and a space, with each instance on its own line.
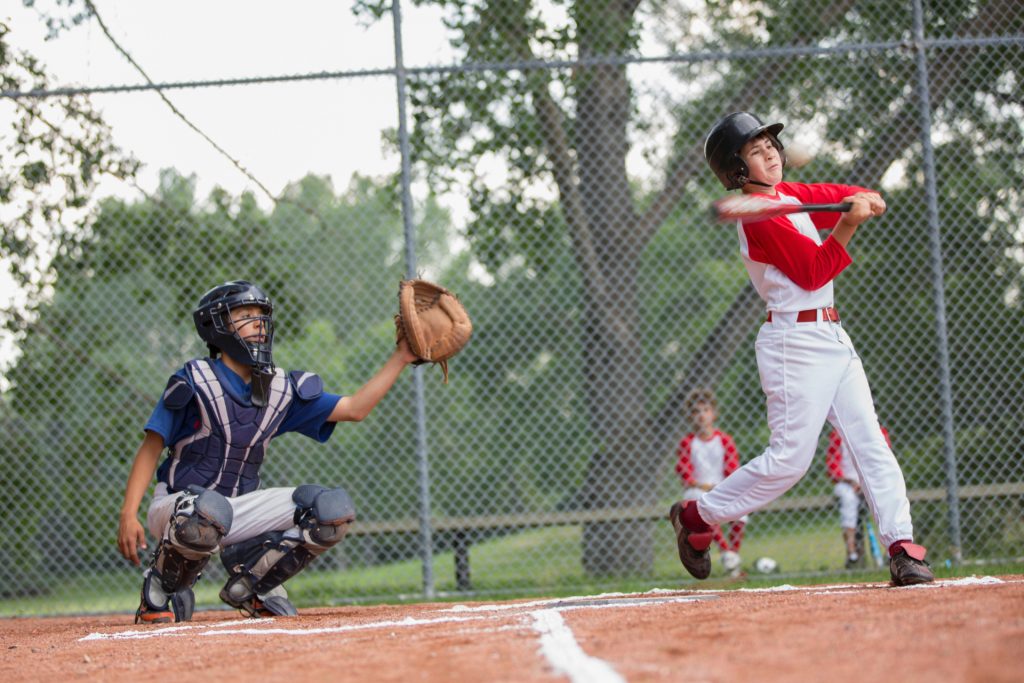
696, 313, 914, 549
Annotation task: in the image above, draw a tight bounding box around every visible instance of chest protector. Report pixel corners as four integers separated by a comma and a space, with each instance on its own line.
163, 359, 301, 497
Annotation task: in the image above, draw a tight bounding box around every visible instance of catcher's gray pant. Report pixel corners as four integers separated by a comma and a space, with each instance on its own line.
696, 315, 914, 549
148, 483, 304, 547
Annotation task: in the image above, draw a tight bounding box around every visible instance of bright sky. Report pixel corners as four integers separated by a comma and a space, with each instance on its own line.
4, 0, 454, 201
0, 0, 457, 369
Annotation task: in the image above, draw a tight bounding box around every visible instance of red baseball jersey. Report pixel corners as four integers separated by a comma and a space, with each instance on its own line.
737, 181, 871, 309
676, 430, 740, 487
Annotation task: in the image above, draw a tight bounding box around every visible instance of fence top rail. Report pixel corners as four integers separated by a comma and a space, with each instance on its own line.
4, 35, 1020, 101
346, 481, 1024, 536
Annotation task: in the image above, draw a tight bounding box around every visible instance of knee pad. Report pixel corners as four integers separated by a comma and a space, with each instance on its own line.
170, 486, 234, 553
292, 484, 356, 548
152, 487, 233, 595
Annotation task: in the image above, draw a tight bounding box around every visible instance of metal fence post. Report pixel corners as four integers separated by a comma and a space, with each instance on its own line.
391, 0, 436, 597
912, 0, 962, 564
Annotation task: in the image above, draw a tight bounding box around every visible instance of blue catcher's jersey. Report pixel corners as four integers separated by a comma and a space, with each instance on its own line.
147, 358, 342, 497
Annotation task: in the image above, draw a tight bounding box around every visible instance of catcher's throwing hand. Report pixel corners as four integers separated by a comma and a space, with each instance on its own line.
395, 279, 472, 383
117, 514, 148, 566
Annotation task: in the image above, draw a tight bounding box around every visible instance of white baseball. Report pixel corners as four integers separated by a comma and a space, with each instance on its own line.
786, 143, 813, 169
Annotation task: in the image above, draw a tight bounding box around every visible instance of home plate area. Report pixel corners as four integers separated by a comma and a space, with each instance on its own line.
2, 576, 1020, 683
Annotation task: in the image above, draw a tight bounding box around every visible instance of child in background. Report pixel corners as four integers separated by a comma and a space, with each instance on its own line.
827, 426, 892, 568
675, 388, 747, 577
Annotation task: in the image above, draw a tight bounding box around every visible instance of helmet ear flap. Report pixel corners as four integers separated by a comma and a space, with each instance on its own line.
728, 157, 750, 190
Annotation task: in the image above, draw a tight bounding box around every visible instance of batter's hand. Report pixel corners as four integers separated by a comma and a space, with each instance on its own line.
840, 192, 886, 226
118, 514, 148, 566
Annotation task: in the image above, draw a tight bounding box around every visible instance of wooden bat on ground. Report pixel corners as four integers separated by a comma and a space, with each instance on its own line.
711, 195, 852, 223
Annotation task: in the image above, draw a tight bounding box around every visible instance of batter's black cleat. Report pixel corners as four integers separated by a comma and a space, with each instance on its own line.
668, 501, 714, 580
889, 543, 934, 586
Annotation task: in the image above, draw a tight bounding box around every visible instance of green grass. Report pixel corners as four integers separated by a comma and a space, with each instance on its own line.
2, 521, 1021, 617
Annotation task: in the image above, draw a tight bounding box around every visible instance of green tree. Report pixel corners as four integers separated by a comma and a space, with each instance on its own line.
0, 19, 139, 595
0, 168, 456, 593
354, 0, 1023, 573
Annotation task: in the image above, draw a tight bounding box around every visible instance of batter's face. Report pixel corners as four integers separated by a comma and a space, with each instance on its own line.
740, 134, 783, 190
228, 305, 270, 343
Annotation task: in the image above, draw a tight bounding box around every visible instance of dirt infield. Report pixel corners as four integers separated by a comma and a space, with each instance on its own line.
2, 576, 1022, 682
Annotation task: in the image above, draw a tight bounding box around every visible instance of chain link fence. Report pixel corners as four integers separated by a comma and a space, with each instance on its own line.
1, 0, 1022, 615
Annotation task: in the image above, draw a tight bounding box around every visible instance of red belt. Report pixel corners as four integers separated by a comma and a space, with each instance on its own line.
766, 307, 839, 323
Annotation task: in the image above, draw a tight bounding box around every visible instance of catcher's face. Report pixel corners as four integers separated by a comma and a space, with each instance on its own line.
228, 305, 271, 344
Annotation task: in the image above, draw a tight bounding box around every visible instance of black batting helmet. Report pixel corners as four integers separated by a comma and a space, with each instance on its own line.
193, 280, 276, 406
704, 112, 786, 190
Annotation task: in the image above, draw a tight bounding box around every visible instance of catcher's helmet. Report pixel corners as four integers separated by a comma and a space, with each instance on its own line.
704, 112, 786, 190
193, 280, 276, 406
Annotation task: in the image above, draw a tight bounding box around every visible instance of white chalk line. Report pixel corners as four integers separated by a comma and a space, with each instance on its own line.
530, 608, 624, 683
81, 614, 489, 641
518, 575, 1007, 681
79, 576, 1005, 643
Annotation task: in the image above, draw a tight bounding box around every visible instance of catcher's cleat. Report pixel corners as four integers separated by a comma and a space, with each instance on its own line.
135, 570, 195, 624
889, 543, 934, 586
668, 501, 714, 580
253, 595, 298, 618
223, 583, 299, 618
232, 594, 298, 618
135, 601, 174, 625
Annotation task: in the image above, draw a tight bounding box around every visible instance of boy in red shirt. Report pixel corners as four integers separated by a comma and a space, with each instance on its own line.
675, 388, 747, 577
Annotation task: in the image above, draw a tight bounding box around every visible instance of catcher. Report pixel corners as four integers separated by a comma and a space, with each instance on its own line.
117, 279, 470, 623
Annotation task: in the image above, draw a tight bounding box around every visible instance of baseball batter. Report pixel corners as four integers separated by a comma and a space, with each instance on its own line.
668, 112, 934, 587
117, 280, 419, 623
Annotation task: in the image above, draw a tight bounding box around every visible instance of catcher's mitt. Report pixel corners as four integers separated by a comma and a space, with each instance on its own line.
395, 279, 472, 383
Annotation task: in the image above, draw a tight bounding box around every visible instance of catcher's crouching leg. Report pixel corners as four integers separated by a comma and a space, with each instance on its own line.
219, 485, 355, 618
137, 487, 234, 624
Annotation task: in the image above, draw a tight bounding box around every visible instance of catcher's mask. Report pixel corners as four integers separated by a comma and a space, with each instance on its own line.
193, 280, 276, 407
704, 112, 786, 190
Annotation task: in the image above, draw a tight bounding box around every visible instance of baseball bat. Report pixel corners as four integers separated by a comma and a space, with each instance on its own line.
865, 518, 885, 569
710, 195, 852, 223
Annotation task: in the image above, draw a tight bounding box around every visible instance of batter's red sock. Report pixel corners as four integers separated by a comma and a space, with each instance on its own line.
682, 501, 712, 533
889, 540, 927, 560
